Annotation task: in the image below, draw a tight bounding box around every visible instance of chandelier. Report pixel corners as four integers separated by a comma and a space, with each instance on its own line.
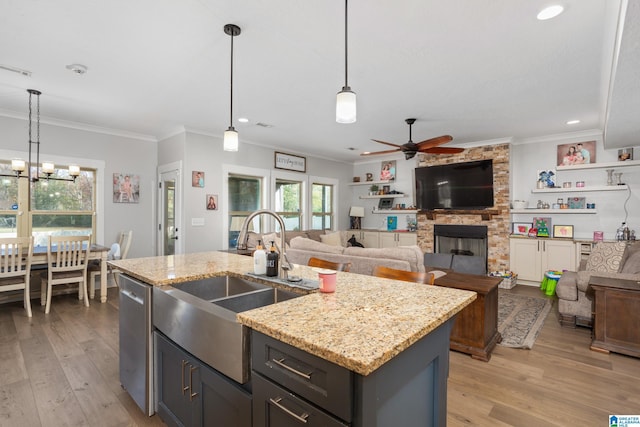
1, 89, 80, 182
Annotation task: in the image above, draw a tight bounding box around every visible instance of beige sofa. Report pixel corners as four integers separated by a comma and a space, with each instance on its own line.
241, 230, 425, 276
285, 236, 425, 276
556, 241, 640, 327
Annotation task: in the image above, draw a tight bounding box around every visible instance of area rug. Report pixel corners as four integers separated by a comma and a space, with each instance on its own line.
498, 291, 552, 349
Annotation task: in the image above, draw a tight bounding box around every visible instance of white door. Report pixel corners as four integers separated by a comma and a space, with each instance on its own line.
158, 163, 182, 256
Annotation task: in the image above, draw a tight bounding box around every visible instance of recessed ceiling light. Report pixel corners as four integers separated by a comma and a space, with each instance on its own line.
65, 63, 88, 74
238, 117, 249, 123
566, 119, 580, 125
537, 5, 564, 20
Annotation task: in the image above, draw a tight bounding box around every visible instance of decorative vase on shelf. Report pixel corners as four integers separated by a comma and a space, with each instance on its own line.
606, 169, 615, 186
615, 172, 623, 185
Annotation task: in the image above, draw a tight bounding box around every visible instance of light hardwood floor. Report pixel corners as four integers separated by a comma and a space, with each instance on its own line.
0, 285, 638, 426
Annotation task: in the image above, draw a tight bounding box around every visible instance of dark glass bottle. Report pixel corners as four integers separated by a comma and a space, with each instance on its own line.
266, 241, 279, 277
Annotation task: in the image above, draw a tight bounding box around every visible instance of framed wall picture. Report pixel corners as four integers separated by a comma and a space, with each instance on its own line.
557, 141, 596, 166
618, 148, 634, 161
206, 194, 218, 210
553, 225, 574, 239
512, 222, 533, 236
380, 160, 396, 181
275, 152, 306, 172
192, 171, 204, 187
113, 173, 140, 203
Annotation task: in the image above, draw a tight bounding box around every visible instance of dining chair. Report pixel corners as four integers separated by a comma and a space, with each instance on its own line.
372, 265, 435, 285
41, 235, 91, 314
307, 257, 351, 272
88, 230, 132, 298
0, 236, 34, 317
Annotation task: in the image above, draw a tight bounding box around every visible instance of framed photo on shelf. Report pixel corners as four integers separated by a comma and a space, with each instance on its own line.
533, 217, 552, 237
512, 222, 533, 236
553, 225, 574, 239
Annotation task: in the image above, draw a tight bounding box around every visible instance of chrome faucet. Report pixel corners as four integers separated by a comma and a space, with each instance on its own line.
236, 209, 293, 280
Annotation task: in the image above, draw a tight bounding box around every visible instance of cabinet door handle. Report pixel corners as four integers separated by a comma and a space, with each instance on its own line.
272, 358, 312, 380
269, 397, 309, 424
189, 365, 199, 401
181, 360, 189, 394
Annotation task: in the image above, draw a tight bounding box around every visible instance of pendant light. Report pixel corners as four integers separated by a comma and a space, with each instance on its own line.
1, 89, 80, 182
223, 24, 241, 152
336, 0, 356, 124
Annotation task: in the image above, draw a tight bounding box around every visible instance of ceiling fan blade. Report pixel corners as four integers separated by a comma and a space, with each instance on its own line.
420, 146, 465, 154
414, 135, 454, 149
371, 139, 403, 149
360, 148, 401, 156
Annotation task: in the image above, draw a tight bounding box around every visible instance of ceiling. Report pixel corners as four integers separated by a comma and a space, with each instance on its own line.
1, 0, 638, 163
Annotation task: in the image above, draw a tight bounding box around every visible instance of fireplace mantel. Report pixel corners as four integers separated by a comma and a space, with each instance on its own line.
423, 209, 501, 221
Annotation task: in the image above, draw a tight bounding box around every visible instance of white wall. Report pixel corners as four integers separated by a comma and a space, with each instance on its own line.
352, 155, 417, 231
511, 132, 640, 240
158, 130, 354, 253
0, 116, 157, 258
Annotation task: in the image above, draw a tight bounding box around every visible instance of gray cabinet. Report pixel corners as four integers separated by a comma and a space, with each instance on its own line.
155, 332, 251, 427
252, 326, 452, 427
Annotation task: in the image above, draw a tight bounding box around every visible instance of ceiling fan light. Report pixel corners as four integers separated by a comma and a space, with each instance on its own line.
336, 88, 356, 124
223, 127, 239, 152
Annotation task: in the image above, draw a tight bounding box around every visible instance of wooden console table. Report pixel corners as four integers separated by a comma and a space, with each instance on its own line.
587, 276, 640, 358
433, 271, 502, 361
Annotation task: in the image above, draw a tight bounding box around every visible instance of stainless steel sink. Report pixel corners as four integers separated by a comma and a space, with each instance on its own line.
212, 287, 299, 313
153, 276, 302, 384
171, 275, 269, 301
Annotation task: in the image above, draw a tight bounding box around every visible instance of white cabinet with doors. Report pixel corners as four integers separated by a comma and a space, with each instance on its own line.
509, 237, 576, 285
379, 232, 417, 248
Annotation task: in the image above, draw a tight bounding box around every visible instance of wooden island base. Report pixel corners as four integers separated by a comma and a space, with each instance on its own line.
433, 271, 502, 362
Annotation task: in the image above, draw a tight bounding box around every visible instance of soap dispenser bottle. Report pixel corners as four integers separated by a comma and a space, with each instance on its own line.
266, 241, 279, 277
253, 240, 267, 275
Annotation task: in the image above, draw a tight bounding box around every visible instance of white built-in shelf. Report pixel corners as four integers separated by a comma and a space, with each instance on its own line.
372, 209, 418, 214
359, 194, 408, 199
348, 180, 394, 186
531, 185, 628, 193
556, 160, 640, 171
511, 208, 597, 214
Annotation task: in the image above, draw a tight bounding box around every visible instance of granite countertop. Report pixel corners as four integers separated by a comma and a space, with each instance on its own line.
110, 251, 476, 376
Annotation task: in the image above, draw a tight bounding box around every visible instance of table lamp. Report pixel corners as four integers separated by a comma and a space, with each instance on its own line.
349, 206, 365, 229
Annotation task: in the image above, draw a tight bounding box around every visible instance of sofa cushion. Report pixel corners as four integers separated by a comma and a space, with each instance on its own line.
304, 230, 325, 243
289, 236, 345, 254
319, 231, 342, 246
284, 231, 310, 244
620, 241, 640, 273
343, 245, 425, 272
585, 242, 626, 273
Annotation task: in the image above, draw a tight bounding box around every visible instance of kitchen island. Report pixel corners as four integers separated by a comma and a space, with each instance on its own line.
111, 251, 476, 426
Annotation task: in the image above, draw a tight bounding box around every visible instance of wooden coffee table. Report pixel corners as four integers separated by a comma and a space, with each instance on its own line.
433, 271, 502, 361
587, 276, 640, 358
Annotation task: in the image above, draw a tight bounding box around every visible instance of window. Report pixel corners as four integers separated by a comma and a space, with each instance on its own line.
0, 160, 96, 245
311, 183, 333, 230
228, 174, 263, 247
274, 178, 302, 231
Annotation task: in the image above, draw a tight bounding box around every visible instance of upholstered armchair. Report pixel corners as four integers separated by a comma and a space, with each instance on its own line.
556, 241, 640, 328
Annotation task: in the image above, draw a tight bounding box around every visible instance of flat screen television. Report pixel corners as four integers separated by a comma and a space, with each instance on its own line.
415, 159, 494, 210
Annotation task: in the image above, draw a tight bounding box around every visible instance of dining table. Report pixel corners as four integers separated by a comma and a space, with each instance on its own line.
31, 244, 111, 303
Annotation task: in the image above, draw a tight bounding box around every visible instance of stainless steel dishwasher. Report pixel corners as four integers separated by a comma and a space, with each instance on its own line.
119, 275, 154, 416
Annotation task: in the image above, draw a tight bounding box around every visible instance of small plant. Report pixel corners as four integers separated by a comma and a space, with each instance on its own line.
369, 184, 379, 192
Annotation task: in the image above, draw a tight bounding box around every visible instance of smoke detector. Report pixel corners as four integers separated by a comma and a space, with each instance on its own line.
65, 63, 88, 74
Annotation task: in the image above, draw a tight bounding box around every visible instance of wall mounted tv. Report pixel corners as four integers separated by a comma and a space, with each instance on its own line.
415, 159, 494, 210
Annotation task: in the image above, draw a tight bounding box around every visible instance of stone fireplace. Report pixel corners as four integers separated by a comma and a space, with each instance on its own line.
434, 224, 488, 269
416, 144, 511, 273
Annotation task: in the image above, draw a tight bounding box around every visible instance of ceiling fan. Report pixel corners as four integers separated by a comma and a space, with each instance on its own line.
362, 118, 463, 160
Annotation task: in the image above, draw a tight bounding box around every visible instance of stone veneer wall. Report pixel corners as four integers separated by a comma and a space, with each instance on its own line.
416, 143, 510, 273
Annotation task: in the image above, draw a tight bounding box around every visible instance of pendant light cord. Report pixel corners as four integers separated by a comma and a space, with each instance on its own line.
344, 0, 349, 88
229, 31, 234, 128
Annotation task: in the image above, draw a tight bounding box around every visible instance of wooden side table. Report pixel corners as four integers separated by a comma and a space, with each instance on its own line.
433, 272, 502, 361
587, 276, 640, 358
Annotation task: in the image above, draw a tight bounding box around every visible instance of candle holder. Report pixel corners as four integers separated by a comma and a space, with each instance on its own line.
606, 169, 615, 186
615, 172, 624, 185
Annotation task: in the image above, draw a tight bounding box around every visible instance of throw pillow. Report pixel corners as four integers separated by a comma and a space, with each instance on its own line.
262, 232, 286, 252
585, 241, 626, 273
289, 237, 345, 254
320, 231, 343, 247
621, 250, 640, 274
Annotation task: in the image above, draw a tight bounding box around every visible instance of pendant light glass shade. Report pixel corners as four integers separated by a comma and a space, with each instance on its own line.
336, 0, 356, 124
223, 126, 239, 152
336, 87, 356, 123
